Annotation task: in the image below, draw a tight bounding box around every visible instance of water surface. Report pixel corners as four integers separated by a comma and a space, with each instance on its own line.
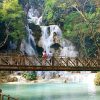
0, 83, 100, 100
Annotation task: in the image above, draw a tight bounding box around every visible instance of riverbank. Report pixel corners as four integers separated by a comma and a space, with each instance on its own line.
6, 74, 70, 84
6, 78, 66, 84
0, 72, 96, 84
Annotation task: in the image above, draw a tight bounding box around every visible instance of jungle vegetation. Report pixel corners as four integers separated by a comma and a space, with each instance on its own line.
0, 0, 26, 50
43, 0, 100, 57
0, 0, 99, 57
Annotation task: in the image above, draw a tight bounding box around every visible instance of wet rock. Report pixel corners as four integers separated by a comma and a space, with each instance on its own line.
29, 23, 41, 44
7, 76, 18, 82
13, 77, 18, 82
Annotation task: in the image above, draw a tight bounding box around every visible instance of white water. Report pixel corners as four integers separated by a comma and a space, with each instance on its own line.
39, 25, 62, 54
10, 72, 95, 84
28, 7, 42, 25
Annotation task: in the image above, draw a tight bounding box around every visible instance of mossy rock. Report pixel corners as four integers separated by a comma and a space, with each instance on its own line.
0, 79, 7, 83
13, 77, 18, 82
29, 23, 42, 44
7, 76, 18, 82
7, 77, 13, 82
94, 72, 100, 86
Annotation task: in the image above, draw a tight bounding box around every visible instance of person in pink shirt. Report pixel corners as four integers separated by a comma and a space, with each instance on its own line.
42, 51, 47, 65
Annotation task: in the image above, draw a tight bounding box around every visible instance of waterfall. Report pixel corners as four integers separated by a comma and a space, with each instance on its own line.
19, 2, 93, 82
21, 3, 78, 56
39, 25, 62, 54
20, 25, 37, 55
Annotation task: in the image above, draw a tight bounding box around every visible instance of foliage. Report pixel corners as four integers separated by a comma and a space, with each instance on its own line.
94, 72, 100, 86
0, 0, 99, 57
43, 0, 73, 25
63, 12, 81, 37
63, 10, 100, 57
43, 0, 100, 57
0, 0, 26, 48
43, 0, 56, 24
22, 71, 37, 80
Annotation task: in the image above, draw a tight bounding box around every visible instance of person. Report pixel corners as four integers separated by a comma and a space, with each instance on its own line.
42, 51, 47, 65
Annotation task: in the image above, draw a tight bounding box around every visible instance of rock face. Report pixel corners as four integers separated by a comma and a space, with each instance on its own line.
28, 23, 42, 44
29, 0, 44, 10
7, 76, 18, 82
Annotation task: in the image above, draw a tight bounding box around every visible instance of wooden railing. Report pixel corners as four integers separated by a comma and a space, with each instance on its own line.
0, 89, 18, 100
0, 53, 99, 71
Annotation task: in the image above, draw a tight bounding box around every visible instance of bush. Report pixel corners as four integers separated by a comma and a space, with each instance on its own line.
22, 71, 37, 80
94, 72, 100, 86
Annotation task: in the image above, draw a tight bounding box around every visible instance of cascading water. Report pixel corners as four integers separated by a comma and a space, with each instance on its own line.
39, 25, 62, 54
20, 25, 37, 55
20, 1, 92, 82
60, 41, 78, 57
28, 7, 42, 25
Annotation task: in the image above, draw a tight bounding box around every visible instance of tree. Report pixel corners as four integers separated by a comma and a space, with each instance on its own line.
0, 0, 26, 49
43, 0, 100, 57
22, 71, 37, 80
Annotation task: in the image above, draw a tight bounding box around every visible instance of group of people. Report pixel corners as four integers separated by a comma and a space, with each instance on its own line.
42, 50, 53, 65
